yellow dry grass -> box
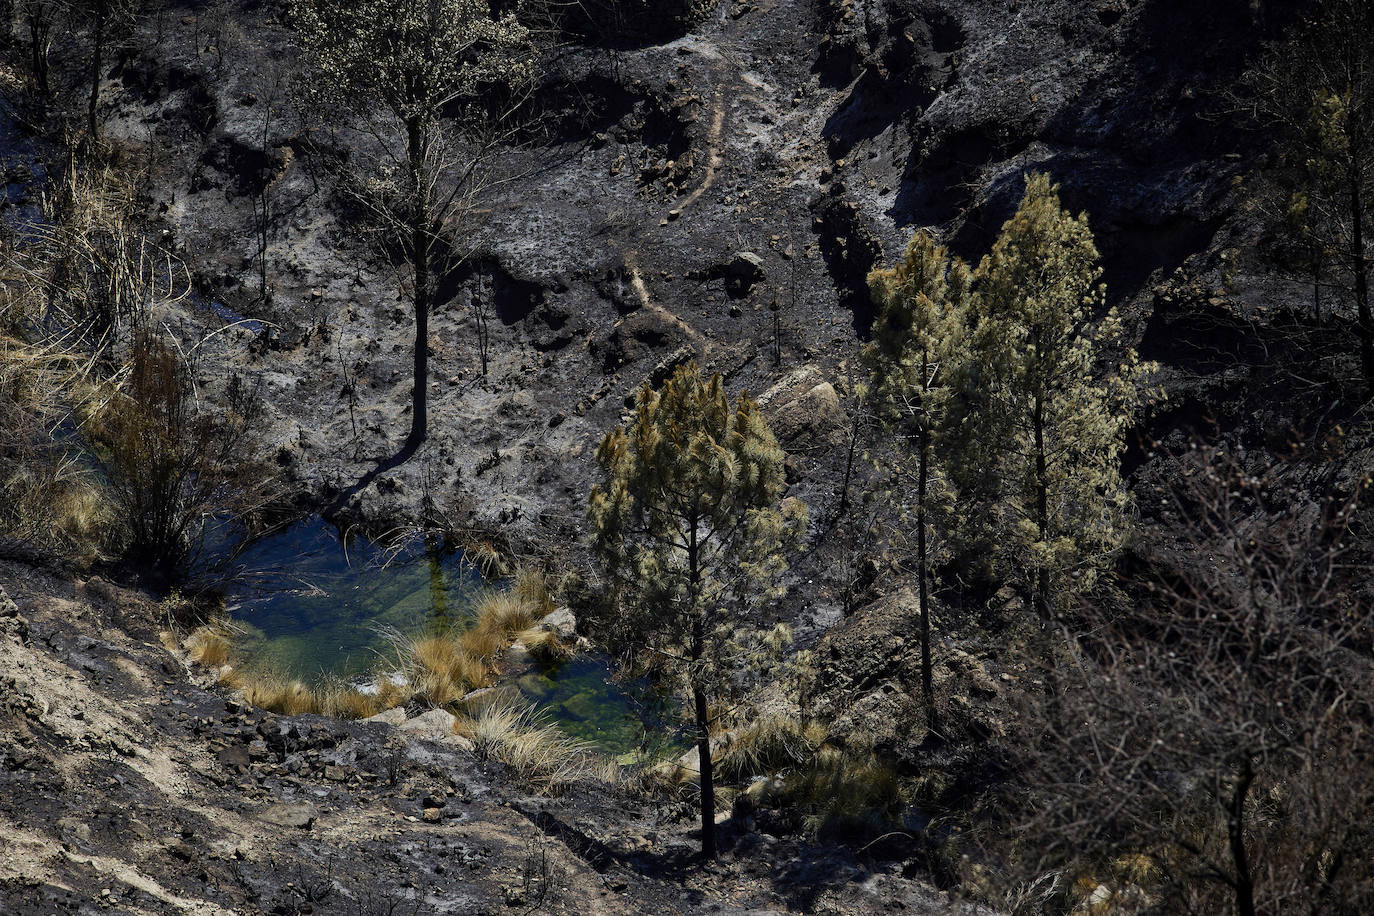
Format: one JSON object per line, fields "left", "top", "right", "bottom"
{"left": 453, "top": 699, "right": 589, "bottom": 793}
{"left": 408, "top": 634, "right": 490, "bottom": 706}
{"left": 226, "top": 675, "right": 381, "bottom": 719}
{"left": 186, "top": 621, "right": 238, "bottom": 669}
{"left": 514, "top": 627, "right": 571, "bottom": 663}
{"left": 182, "top": 569, "right": 560, "bottom": 723}
{"left": 716, "top": 712, "right": 824, "bottom": 781}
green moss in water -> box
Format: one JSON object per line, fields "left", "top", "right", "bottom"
{"left": 515, "top": 656, "right": 685, "bottom": 758}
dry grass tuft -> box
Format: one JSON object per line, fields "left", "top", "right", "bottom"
{"left": 477, "top": 588, "right": 541, "bottom": 635}
{"left": 515, "top": 627, "right": 571, "bottom": 663}
{"left": 373, "top": 675, "right": 411, "bottom": 711}
{"left": 236, "top": 678, "right": 322, "bottom": 716}
{"left": 408, "top": 634, "right": 490, "bottom": 706}
{"left": 185, "top": 619, "right": 242, "bottom": 669}
{"left": 319, "top": 684, "right": 382, "bottom": 720}
{"left": 454, "top": 700, "right": 590, "bottom": 793}
{"left": 460, "top": 586, "right": 541, "bottom": 664}
{"left": 782, "top": 745, "right": 904, "bottom": 838}
{"left": 716, "top": 713, "right": 824, "bottom": 782}
{"left": 461, "top": 536, "right": 510, "bottom": 577}
{"left": 226, "top": 675, "right": 381, "bottom": 719}
{"left": 513, "top": 567, "right": 555, "bottom": 617}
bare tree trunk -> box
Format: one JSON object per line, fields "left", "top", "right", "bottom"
{"left": 87, "top": 0, "right": 105, "bottom": 144}
{"left": 916, "top": 352, "right": 935, "bottom": 728}
{"left": 26, "top": 2, "right": 52, "bottom": 119}
{"left": 406, "top": 114, "right": 430, "bottom": 450}
{"left": 688, "top": 517, "right": 715, "bottom": 860}
{"left": 1228, "top": 757, "right": 1258, "bottom": 916}
{"left": 1032, "top": 385, "right": 1051, "bottom": 624}
{"left": 1351, "top": 172, "right": 1372, "bottom": 398}
{"left": 694, "top": 681, "right": 715, "bottom": 859}
{"left": 838, "top": 412, "right": 861, "bottom": 517}
{"left": 1312, "top": 241, "right": 1322, "bottom": 323}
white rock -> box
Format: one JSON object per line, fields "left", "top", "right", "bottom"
{"left": 364, "top": 706, "right": 408, "bottom": 726}
{"left": 538, "top": 607, "right": 578, "bottom": 640}
{"left": 397, "top": 707, "right": 456, "bottom": 739}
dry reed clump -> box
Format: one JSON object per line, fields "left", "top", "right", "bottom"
{"left": 460, "top": 589, "right": 541, "bottom": 661}
{"left": 0, "top": 334, "right": 110, "bottom": 558}
{"left": 186, "top": 623, "right": 235, "bottom": 669}
{"left": 461, "top": 536, "right": 510, "bottom": 577}
{"left": 223, "top": 673, "right": 382, "bottom": 719}
{"left": 512, "top": 567, "right": 556, "bottom": 616}
{"left": 407, "top": 634, "right": 490, "bottom": 706}
{"left": 772, "top": 745, "right": 905, "bottom": 839}
{"left": 514, "top": 626, "right": 572, "bottom": 663}
{"left": 715, "top": 712, "right": 826, "bottom": 782}
{"left": 453, "top": 699, "right": 590, "bottom": 793}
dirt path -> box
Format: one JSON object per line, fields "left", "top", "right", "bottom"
{"left": 674, "top": 85, "right": 727, "bottom": 215}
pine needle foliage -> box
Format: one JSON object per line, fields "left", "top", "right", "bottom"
{"left": 588, "top": 362, "right": 807, "bottom": 859}
{"left": 956, "top": 173, "right": 1152, "bottom": 621}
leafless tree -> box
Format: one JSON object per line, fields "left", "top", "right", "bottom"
{"left": 1243, "top": 0, "right": 1374, "bottom": 394}
{"left": 987, "top": 446, "right": 1374, "bottom": 915}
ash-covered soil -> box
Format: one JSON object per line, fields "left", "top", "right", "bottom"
{"left": 96, "top": 0, "right": 1311, "bottom": 556}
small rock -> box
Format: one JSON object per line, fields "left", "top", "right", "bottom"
{"left": 397, "top": 708, "right": 457, "bottom": 740}
{"left": 421, "top": 807, "right": 442, "bottom": 823}
{"left": 364, "top": 707, "right": 407, "bottom": 727}
{"left": 259, "top": 803, "right": 318, "bottom": 830}
{"left": 723, "top": 251, "right": 765, "bottom": 298}
{"left": 537, "top": 607, "right": 577, "bottom": 640}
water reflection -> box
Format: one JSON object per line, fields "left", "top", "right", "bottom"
{"left": 222, "top": 517, "right": 482, "bottom": 681}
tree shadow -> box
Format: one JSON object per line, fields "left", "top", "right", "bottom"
{"left": 321, "top": 436, "right": 422, "bottom": 520}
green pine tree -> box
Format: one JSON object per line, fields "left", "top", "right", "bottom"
{"left": 959, "top": 173, "right": 1150, "bottom": 622}
{"left": 863, "top": 229, "right": 971, "bottom": 727}
{"left": 588, "top": 363, "right": 807, "bottom": 859}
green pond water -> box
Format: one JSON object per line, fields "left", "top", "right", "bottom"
{"left": 221, "top": 517, "right": 682, "bottom": 757}
{"left": 223, "top": 517, "right": 483, "bottom": 681}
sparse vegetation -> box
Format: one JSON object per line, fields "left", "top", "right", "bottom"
{"left": 292, "top": 0, "right": 537, "bottom": 449}
{"left": 4, "top": 0, "right": 1374, "bottom": 908}
{"left": 90, "top": 330, "right": 276, "bottom": 579}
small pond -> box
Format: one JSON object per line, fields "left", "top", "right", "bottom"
{"left": 220, "top": 516, "right": 482, "bottom": 681}
{"left": 216, "top": 517, "right": 680, "bottom": 758}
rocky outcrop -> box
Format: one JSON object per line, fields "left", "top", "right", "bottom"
{"left": 759, "top": 366, "right": 848, "bottom": 449}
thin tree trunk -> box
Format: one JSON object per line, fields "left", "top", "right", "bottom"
{"left": 1312, "top": 245, "right": 1322, "bottom": 323}
{"left": 916, "top": 353, "right": 935, "bottom": 728}
{"left": 688, "top": 517, "right": 715, "bottom": 860}
{"left": 1228, "top": 758, "right": 1258, "bottom": 916}
{"left": 87, "top": 3, "right": 105, "bottom": 144}
{"left": 406, "top": 114, "right": 430, "bottom": 450}
{"left": 694, "top": 681, "right": 715, "bottom": 859}
{"left": 1351, "top": 172, "right": 1372, "bottom": 397}
{"left": 838, "top": 413, "right": 861, "bottom": 516}
{"left": 1032, "top": 386, "right": 1051, "bottom": 624}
